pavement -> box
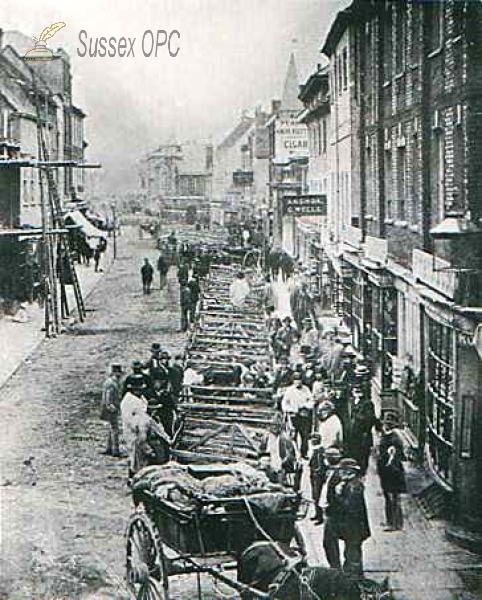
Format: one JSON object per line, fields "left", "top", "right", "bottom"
{"left": 273, "top": 275, "right": 482, "bottom": 600}
{"left": 0, "top": 227, "right": 187, "bottom": 599}
{"left": 0, "top": 243, "right": 113, "bottom": 391}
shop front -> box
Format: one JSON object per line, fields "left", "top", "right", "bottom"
{"left": 319, "top": 243, "right": 350, "bottom": 317}
{"left": 423, "top": 305, "right": 456, "bottom": 487}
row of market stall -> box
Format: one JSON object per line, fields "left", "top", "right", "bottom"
{"left": 126, "top": 243, "right": 303, "bottom": 600}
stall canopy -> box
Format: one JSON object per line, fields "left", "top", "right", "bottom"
{"left": 64, "top": 210, "right": 104, "bottom": 240}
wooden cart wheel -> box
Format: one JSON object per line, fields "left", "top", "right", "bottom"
{"left": 126, "top": 511, "right": 169, "bottom": 599}
{"left": 136, "top": 576, "right": 166, "bottom": 600}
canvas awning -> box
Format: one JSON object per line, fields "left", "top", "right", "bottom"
{"left": 64, "top": 210, "right": 104, "bottom": 239}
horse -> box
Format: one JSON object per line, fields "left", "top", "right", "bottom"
{"left": 237, "top": 541, "right": 393, "bottom": 600}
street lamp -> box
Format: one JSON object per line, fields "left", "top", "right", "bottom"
{"left": 110, "top": 202, "right": 117, "bottom": 260}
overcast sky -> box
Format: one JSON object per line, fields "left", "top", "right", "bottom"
{"left": 1, "top": 0, "right": 346, "bottom": 194}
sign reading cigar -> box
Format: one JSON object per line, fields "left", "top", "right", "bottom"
{"left": 275, "top": 118, "right": 308, "bottom": 158}
{"left": 284, "top": 194, "right": 327, "bottom": 216}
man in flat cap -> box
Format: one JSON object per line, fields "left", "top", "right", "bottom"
{"left": 100, "top": 364, "right": 124, "bottom": 457}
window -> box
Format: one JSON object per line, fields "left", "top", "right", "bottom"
{"left": 411, "top": 5, "right": 420, "bottom": 65}
{"left": 385, "top": 149, "right": 393, "bottom": 220}
{"left": 396, "top": 3, "right": 406, "bottom": 73}
{"left": 433, "top": 130, "right": 445, "bottom": 222}
{"left": 397, "top": 146, "right": 406, "bottom": 220}
{"left": 342, "top": 47, "right": 348, "bottom": 90}
{"left": 453, "top": 2, "right": 464, "bottom": 38}
{"left": 366, "top": 146, "right": 373, "bottom": 216}
{"left": 428, "top": 2, "right": 444, "bottom": 53}
{"left": 383, "top": 3, "right": 393, "bottom": 82}
{"left": 461, "top": 395, "right": 475, "bottom": 458}
{"left": 321, "top": 119, "right": 327, "bottom": 154}
{"left": 426, "top": 315, "right": 455, "bottom": 483}
{"left": 338, "top": 55, "right": 343, "bottom": 96}
{"left": 410, "top": 134, "right": 419, "bottom": 225}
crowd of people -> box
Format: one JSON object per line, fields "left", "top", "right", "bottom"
{"left": 100, "top": 343, "right": 186, "bottom": 483}
{"left": 260, "top": 274, "right": 407, "bottom": 576}
{"left": 103, "top": 228, "right": 407, "bottom": 580}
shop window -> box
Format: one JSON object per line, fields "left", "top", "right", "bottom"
{"left": 460, "top": 394, "right": 475, "bottom": 458}
{"left": 426, "top": 316, "right": 455, "bottom": 483}
{"left": 382, "top": 287, "right": 398, "bottom": 389}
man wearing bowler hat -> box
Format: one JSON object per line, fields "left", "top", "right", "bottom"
{"left": 348, "top": 386, "right": 378, "bottom": 476}
{"left": 323, "top": 458, "right": 371, "bottom": 578}
{"left": 144, "top": 344, "right": 169, "bottom": 390}
{"left": 100, "top": 363, "right": 124, "bottom": 457}
{"left": 123, "top": 360, "right": 150, "bottom": 398}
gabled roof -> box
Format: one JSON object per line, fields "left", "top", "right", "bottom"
{"left": 321, "top": 6, "right": 354, "bottom": 57}
{"left": 0, "top": 43, "right": 52, "bottom": 95}
{"left": 217, "top": 116, "right": 254, "bottom": 151}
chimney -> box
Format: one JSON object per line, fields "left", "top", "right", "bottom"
{"left": 205, "top": 144, "right": 213, "bottom": 172}
{"left": 271, "top": 99, "right": 281, "bottom": 115}
{"left": 0, "top": 29, "right": 4, "bottom": 51}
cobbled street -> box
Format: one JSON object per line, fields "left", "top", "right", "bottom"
{"left": 0, "top": 227, "right": 188, "bottom": 599}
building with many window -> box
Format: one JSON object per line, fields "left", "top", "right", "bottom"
{"left": 141, "top": 140, "right": 213, "bottom": 224}
{"left": 318, "top": 0, "right": 482, "bottom": 550}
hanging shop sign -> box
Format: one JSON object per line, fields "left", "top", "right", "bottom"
{"left": 284, "top": 194, "right": 327, "bottom": 216}
{"left": 232, "top": 170, "right": 254, "bottom": 186}
{"left": 255, "top": 127, "right": 270, "bottom": 159}
{"left": 275, "top": 117, "right": 308, "bottom": 158}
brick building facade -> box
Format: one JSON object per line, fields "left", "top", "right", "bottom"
{"left": 319, "top": 0, "right": 482, "bottom": 549}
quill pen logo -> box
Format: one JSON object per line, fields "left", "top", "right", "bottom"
{"left": 24, "top": 22, "right": 66, "bottom": 61}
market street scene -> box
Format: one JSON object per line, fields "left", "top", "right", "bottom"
{"left": 1, "top": 1, "right": 482, "bottom": 599}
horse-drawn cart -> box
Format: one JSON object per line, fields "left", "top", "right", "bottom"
{"left": 126, "top": 462, "right": 307, "bottom": 600}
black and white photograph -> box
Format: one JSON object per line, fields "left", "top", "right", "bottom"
{"left": 0, "top": 1, "right": 481, "bottom": 598}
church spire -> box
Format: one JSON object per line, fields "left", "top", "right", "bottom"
{"left": 280, "top": 52, "right": 301, "bottom": 112}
